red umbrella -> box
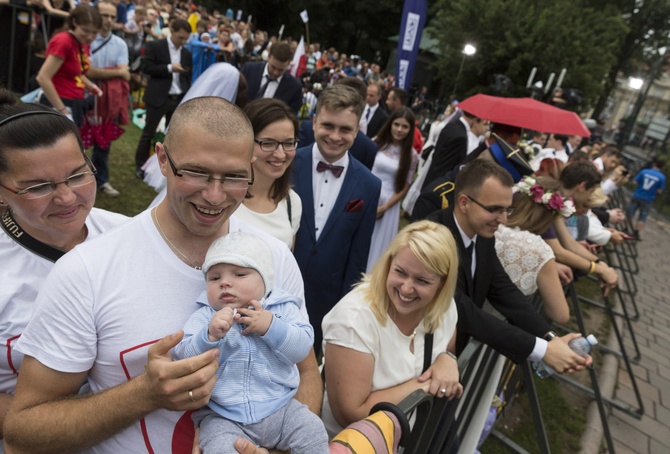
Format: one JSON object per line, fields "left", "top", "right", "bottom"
{"left": 457, "top": 94, "right": 591, "bottom": 137}
{"left": 79, "top": 98, "right": 125, "bottom": 150}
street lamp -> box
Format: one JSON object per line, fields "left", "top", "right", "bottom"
{"left": 452, "top": 43, "right": 477, "bottom": 97}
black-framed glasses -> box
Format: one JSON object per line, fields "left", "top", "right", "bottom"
{"left": 466, "top": 194, "right": 514, "bottom": 216}
{"left": 254, "top": 138, "right": 299, "bottom": 153}
{"left": 163, "top": 144, "right": 254, "bottom": 190}
{"left": 0, "top": 154, "right": 97, "bottom": 200}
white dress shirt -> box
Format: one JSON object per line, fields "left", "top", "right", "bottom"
{"left": 261, "top": 65, "right": 283, "bottom": 99}
{"left": 311, "top": 144, "right": 349, "bottom": 241}
{"left": 359, "top": 103, "right": 379, "bottom": 134}
{"left": 167, "top": 38, "right": 184, "bottom": 95}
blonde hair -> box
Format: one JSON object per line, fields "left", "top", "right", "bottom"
{"left": 586, "top": 186, "right": 608, "bottom": 208}
{"left": 361, "top": 220, "right": 459, "bottom": 333}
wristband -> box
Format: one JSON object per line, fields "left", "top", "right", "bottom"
{"left": 588, "top": 261, "right": 596, "bottom": 275}
{"left": 543, "top": 331, "right": 558, "bottom": 342}
{"left": 441, "top": 351, "right": 458, "bottom": 361}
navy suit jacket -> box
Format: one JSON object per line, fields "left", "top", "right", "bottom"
{"left": 141, "top": 39, "right": 192, "bottom": 108}
{"left": 427, "top": 208, "right": 552, "bottom": 363}
{"left": 422, "top": 120, "right": 468, "bottom": 189}
{"left": 241, "top": 61, "right": 303, "bottom": 112}
{"left": 365, "top": 105, "right": 389, "bottom": 139}
{"left": 291, "top": 146, "right": 381, "bottom": 353}
{"left": 298, "top": 120, "right": 377, "bottom": 171}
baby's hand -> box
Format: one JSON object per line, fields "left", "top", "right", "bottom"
{"left": 236, "top": 300, "right": 272, "bottom": 336}
{"left": 208, "top": 307, "right": 235, "bottom": 342}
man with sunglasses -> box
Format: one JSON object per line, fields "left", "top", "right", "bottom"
{"left": 7, "top": 97, "right": 321, "bottom": 454}
{"left": 427, "top": 159, "right": 592, "bottom": 371}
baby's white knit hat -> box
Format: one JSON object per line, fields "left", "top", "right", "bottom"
{"left": 202, "top": 232, "right": 274, "bottom": 296}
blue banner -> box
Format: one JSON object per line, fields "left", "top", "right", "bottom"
{"left": 395, "top": 0, "right": 427, "bottom": 91}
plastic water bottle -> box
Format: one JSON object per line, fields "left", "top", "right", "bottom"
{"left": 534, "top": 335, "right": 598, "bottom": 378}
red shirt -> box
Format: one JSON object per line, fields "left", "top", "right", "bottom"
{"left": 46, "top": 31, "right": 91, "bottom": 100}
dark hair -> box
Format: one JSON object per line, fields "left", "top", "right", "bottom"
{"left": 0, "top": 89, "right": 83, "bottom": 175}
{"left": 336, "top": 77, "right": 367, "bottom": 102}
{"left": 600, "top": 144, "right": 621, "bottom": 158}
{"left": 374, "top": 107, "right": 415, "bottom": 193}
{"left": 170, "top": 18, "right": 192, "bottom": 33}
{"left": 243, "top": 98, "right": 298, "bottom": 204}
{"left": 269, "top": 42, "right": 293, "bottom": 62}
{"left": 654, "top": 158, "right": 665, "bottom": 168}
{"left": 67, "top": 5, "right": 102, "bottom": 31}
{"left": 559, "top": 160, "right": 601, "bottom": 190}
{"left": 388, "top": 87, "right": 408, "bottom": 106}
{"left": 455, "top": 158, "right": 514, "bottom": 197}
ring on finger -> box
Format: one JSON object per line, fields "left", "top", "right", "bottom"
{"left": 188, "top": 389, "right": 196, "bottom": 402}
{"left": 440, "top": 388, "right": 447, "bottom": 394}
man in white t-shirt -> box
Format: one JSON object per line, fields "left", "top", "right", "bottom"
{"left": 5, "top": 97, "right": 321, "bottom": 454}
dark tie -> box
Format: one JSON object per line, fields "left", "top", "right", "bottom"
{"left": 365, "top": 107, "right": 371, "bottom": 121}
{"left": 463, "top": 242, "right": 475, "bottom": 296}
{"left": 316, "top": 161, "right": 344, "bottom": 178}
{"left": 259, "top": 75, "right": 276, "bottom": 97}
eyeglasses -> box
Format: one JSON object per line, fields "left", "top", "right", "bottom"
{"left": 466, "top": 195, "right": 514, "bottom": 216}
{"left": 163, "top": 144, "right": 254, "bottom": 190}
{"left": 254, "top": 138, "right": 299, "bottom": 153}
{"left": 0, "top": 155, "right": 97, "bottom": 200}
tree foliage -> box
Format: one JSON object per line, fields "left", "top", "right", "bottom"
{"left": 430, "top": 0, "right": 628, "bottom": 112}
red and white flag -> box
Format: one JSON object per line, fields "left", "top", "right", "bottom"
{"left": 291, "top": 36, "right": 306, "bottom": 77}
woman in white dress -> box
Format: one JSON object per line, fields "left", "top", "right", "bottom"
{"left": 366, "top": 108, "right": 418, "bottom": 271}
{"left": 321, "top": 220, "right": 462, "bottom": 437}
{"left": 233, "top": 98, "right": 302, "bottom": 249}
{"left": 496, "top": 175, "right": 574, "bottom": 323}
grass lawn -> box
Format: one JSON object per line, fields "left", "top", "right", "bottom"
{"left": 91, "top": 122, "right": 157, "bottom": 216}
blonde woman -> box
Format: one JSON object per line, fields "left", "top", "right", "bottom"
{"left": 321, "top": 220, "right": 462, "bottom": 437}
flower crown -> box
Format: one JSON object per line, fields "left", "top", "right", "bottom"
{"left": 514, "top": 176, "right": 576, "bottom": 218}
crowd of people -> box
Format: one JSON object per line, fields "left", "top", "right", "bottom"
{"left": 0, "top": 0, "right": 668, "bottom": 453}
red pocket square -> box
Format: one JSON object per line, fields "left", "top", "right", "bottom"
{"left": 345, "top": 199, "right": 364, "bottom": 213}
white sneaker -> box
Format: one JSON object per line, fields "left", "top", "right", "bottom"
{"left": 100, "top": 182, "right": 120, "bottom": 197}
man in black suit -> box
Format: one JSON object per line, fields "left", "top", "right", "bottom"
{"left": 134, "top": 19, "right": 192, "bottom": 176}
{"left": 422, "top": 110, "right": 484, "bottom": 189}
{"left": 360, "top": 82, "right": 388, "bottom": 139}
{"left": 241, "top": 42, "right": 302, "bottom": 113}
{"left": 428, "top": 159, "right": 590, "bottom": 371}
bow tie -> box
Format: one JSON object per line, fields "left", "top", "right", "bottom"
{"left": 316, "top": 161, "right": 344, "bottom": 178}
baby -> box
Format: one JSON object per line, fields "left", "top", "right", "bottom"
{"left": 173, "top": 231, "right": 328, "bottom": 453}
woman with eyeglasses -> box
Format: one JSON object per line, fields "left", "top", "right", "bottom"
{"left": 36, "top": 5, "right": 103, "bottom": 126}
{"left": 233, "top": 98, "right": 302, "bottom": 249}
{"left": 0, "top": 91, "right": 127, "bottom": 440}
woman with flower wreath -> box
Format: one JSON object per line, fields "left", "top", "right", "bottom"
{"left": 494, "top": 175, "right": 574, "bottom": 324}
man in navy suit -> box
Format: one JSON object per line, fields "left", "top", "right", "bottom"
{"left": 298, "top": 77, "right": 377, "bottom": 170}
{"left": 241, "top": 42, "right": 303, "bottom": 113}
{"left": 134, "top": 19, "right": 192, "bottom": 177}
{"left": 292, "top": 84, "right": 381, "bottom": 354}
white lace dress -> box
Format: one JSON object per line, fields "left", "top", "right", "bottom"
{"left": 494, "top": 225, "right": 555, "bottom": 296}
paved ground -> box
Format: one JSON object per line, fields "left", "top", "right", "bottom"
{"left": 593, "top": 213, "right": 670, "bottom": 453}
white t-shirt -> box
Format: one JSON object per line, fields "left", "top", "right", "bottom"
{"left": 0, "top": 208, "right": 128, "bottom": 396}
{"left": 320, "top": 285, "right": 458, "bottom": 437}
{"left": 15, "top": 209, "right": 306, "bottom": 454}
{"left": 232, "top": 189, "right": 302, "bottom": 248}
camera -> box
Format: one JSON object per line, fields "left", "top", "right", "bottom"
{"left": 622, "top": 169, "right": 630, "bottom": 177}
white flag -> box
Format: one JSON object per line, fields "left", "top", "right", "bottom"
{"left": 278, "top": 24, "right": 285, "bottom": 40}
{"left": 236, "top": 9, "right": 242, "bottom": 21}
{"left": 300, "top": 10, "right": 309, "bottom": 23}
